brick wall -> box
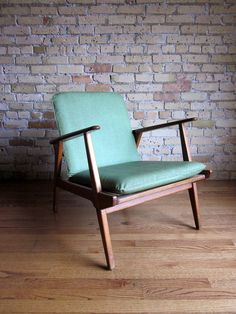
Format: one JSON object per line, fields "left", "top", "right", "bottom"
{"left": 0, "top": 0, "right": 235, "bottom": 180}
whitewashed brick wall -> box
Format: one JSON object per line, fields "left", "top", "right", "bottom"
{"left": 0, "top": 0, "right": 235, "bottom": 180}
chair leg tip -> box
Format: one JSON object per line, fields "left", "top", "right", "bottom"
{"left": 107, "top": 260, "right": 115, "bottom": 271}
{"left": 108, "top": 265, "right": 115, "bottom": 271}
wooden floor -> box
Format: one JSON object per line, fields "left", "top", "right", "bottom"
{"left": 0, "top": 180, "right": 236, "bottom": 313}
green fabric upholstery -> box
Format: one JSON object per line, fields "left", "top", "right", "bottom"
{"left": 53, "top": 92, "right": 140, "bottom": 176}
{"left": 53, "top": 92, "right": 206, "bottom": 195}
{"left": 69, "top": 161, "right": 206, "bottom": 194}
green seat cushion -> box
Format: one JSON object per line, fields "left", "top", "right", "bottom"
{"left": 69, "top": 161, "right": 206, "bottom": 194}
{"left": 53, "top": 92, "right": 140, "bottom": 176}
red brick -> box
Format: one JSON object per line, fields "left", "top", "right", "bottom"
{"left": 43, "top": 112, "right": 55, "bottom": 119}
{"left": 43, "top": 16, "right": 53, "bottom": 26}
{"left": 9, "top": 138, "right": 34, "bottom": 146}
{"left": 164, "top": 80, "right": 191, "bottom": 92}
{"left": 72, "top": 75, "right": 92, "bottom": 84}
{"left": 29, "top": 120, "right": 56, "bottom": 129}
{"left": 85, "top": 84, "right": 112, "bottom": 92}
{"left": 88, "top": 64, "right": 112, "bottom": 73}
{"left": 134, "top": 112, "right": 145, "bottom": 120}
{"left": 154, "top": 92, "right": 180, "bottom": 102}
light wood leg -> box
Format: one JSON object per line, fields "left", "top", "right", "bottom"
{"left": 188, "top": 182, "right": 201, "bottom": 230}
{"left": 96, "top": 209, "right": 115, "bottom": 270}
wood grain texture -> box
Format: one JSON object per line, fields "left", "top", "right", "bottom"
{"left": 0, "top": 180, "right": 236, "bottom": 313}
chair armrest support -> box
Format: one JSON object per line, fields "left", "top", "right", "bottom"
{"left": 133, "top": 118, "right": 197, "bottom": 136}
{"left": 132, "top": 118, "right": 197, "bottom": 147}
{"left": 133, "top": 117, "right": 197, "bottom": 161}
{"left": 50, "top": 125, "right": 100, "bottom": 145}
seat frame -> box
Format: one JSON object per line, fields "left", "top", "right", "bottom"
{"left": 50, "top": 117, "right": 211, "bottom": 270}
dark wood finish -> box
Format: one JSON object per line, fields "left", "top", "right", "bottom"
{"left": 201, "top": 169, "right": 212, "bottom": 179}
{"left": 57, "top": 179, "right": 94, "bottom": 201}
{"left": 179, "top": 123, "right": 192, "bottom": 162}
{"left": 105, "top": 175, "right": 205, "bottom": 214}
{"left": 178, "top": 123, "right": 203, "bottom": 229}
{"left": 178, "top": 123, "right": 201, "bottom": 229}
{"left": 133, "top": 118, "right": 202, "bottom": 237}
{"left": 50, "top": 119, "right": 211, "bottom": 270}
{"left": 133, "top": 131, "right": 142, "bottom": 147}
{"left": 96, "top": 209, "right": 115, "bottom": 270}
{"left": 188, "top": 182, "right": 201, "bottom": 230}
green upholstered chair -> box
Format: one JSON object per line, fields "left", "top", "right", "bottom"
{"left": 50, "top": 92, "right": 211, "bottom": 270}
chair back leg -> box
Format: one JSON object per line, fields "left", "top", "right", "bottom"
{"left": 96, "top": 209, "right": 115, "bottom": 270}
{"left": 188, "top": 182, "right": 201, "bottom": 230}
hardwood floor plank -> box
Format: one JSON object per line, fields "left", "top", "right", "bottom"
{"left": 0, "top": 277, "right": 210, "bottom": 290}
{"left": 1, "top": 299, "right": 236, "bottom": 313}
{"left": 1, "top": 287, "right": 236, "bottom": 301}
{"left": 0, "top": 181, "right": 236, "bottom": 313}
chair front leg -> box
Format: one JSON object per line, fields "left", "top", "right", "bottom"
{"left": 96, "top": 209, "right": 115, "bottom": 270}
{"left": 188, "top": 182, "right": 201, "bottom": 230}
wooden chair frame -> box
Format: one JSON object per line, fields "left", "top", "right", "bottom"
{"left": 50, "top": 118, "right": 211, "bottom": 270}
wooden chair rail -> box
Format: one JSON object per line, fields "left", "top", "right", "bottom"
{"left": 56, "top": 171, "right": 209, "bottom": 213}
{"left": 105, "top": 174, "right": 206, "bottom": 214}
{"left": 115, "top": 174, "right": 205, "bottom": 205}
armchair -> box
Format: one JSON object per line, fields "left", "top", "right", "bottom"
{"left": 50, "top": 92, "right": 211, "bottom": 270}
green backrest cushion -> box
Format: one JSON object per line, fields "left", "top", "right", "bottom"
{"left": 53, "top": 92, "right": 140, "bottom": 176}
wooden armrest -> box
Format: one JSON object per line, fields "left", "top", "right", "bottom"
{"left": 132, "top": 118, "right": 197, "bottom": 136}
{"left": 50, "top": 125, "right": 100, "bottom": 145}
